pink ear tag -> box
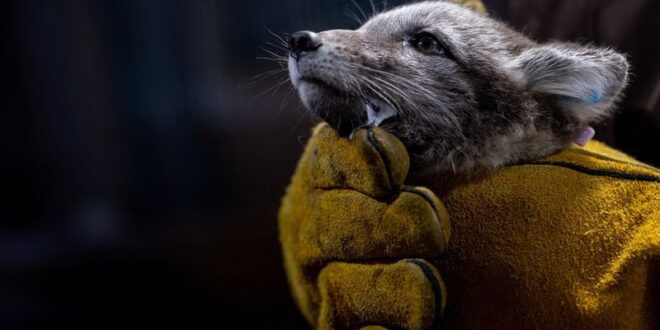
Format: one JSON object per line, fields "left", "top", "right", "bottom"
{"left": 573, "top": 126, "right": 595, "bottom": 147}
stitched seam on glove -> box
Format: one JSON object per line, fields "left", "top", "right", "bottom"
{"left": 407, "top": 259, "right": 445, "bottom": 328}
{"left": 367, "top": 127, "right": 397, "bottom": 191}
{"left": 570, "top": 148, "right": 660, "bottom": 171}
{"left": 401, "top": 186, "right": 449, "bottom": 253}
{"left": 518, "top": 162, "right": 660, "bottom": 183}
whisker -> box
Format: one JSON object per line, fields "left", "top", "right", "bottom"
{"left": 368, "top": 0, "right": 377, "bottom": 18}
{"left": 360, "top": 78, "right": 402, "bottom": 113}
{"left": 265, "top": 41, "right": 289, "bottom": 52}
{"left": 291, "top": 109, "right": 311, "bottom": 134}
{"left": 344, "top": 62, "right": 464, "bottom": 130}
{"left": 345, "top": 63, "right": 415, "bottom": 109}
{"left": 353, "top": 64, "right": 441, "bottom": 108}
{"left": 366, "top": 75, "right": 418, "bottom": 108}
{"left": 254, "top": 76, "right": 291, "bottom": 99}
{"left": 271, "top": 86, "right": 297, "bottom": 124}
{"left": 260, "top": 47, "right": 287, "bottom": 60}
{"left": 349, "top": 0, "right": 369, "bottom": 22}
{"left": 256, "top": 56, "right": 287, "bottom": 62}
{"left": 249, "top": 68, "right": 284, "bottom": 80}
{"left": 344, "top": 10, "right": 364, "bottom": 25}
{"left": 242, "top": 68, "right": 286, "bottom": 87}
{"left": 265, "top": 26, "right": 289, "bottom": 47}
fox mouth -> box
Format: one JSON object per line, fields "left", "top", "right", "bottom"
{"left": 298, "top": 77, "right": 398, "bottom": 133}
{"left": 290, "top": 60, "right": 398, "bottom": 133}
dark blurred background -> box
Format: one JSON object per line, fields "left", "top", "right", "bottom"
{"left": 1, "top": 0, "right": 658, "bottom": 328}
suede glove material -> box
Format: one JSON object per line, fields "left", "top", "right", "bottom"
{"left": 279, "top": 123, "right": 659, "bottom": 329}
{"left": 279, "top": 124, "right": 451, "bottom": 329}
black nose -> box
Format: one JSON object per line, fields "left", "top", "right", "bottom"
{"left": 288, "top": 31, "right": 322, "bottom": 57}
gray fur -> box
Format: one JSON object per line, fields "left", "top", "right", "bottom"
{"left": 288, "top": 0, "right": 629, "bottom": 175}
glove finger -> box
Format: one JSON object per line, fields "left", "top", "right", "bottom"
{"left": 298, "top": 187, "right": 450, "bottom": 267}
{"left": 300, "top": 123, "right": 410, "bottom": 199}
{"left": 316, "top": 259, "right": 446, "bottom": 330}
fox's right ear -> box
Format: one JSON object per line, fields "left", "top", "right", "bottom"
{"left": 508, "top": 43, "right": 629, "bottom": 124}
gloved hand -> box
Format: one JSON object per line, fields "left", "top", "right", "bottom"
{"left": 279, "top": 124, "right": 451, "bottom": 330}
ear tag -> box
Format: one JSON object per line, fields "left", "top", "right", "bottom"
{"left": 588, "top": 91, "right": 603, "bottom": 103}
{"left": 554, "top": 90, "right": 603, "bottom": 104}
{"left": 573, "top": 126, "right": 595, "bottom": 146}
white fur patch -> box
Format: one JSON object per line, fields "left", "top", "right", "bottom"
{"left": 288, "top": 56, "right": 301, "bottom": 88}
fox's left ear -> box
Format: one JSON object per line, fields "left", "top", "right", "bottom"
{"left": 509, "top": 43, "right": 629, "bottom": 124}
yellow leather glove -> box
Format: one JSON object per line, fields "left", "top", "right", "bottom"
{"left": 279, "top": 124, "right": 451, "bottom": 329}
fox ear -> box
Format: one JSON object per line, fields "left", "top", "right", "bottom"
{"left": 510, "top": 43, "right": 629, "bottom": 124}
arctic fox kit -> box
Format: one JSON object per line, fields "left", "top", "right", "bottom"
{"left": 286, "top": 1, "right": 629, "bottom": 175}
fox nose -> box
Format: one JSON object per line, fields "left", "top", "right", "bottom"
{"left": 288, "top": 31, "right": 322, "bottom": 58}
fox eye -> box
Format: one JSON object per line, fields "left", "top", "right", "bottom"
{"left": 410, "top": 32, "right": 444, "bottom": 55}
